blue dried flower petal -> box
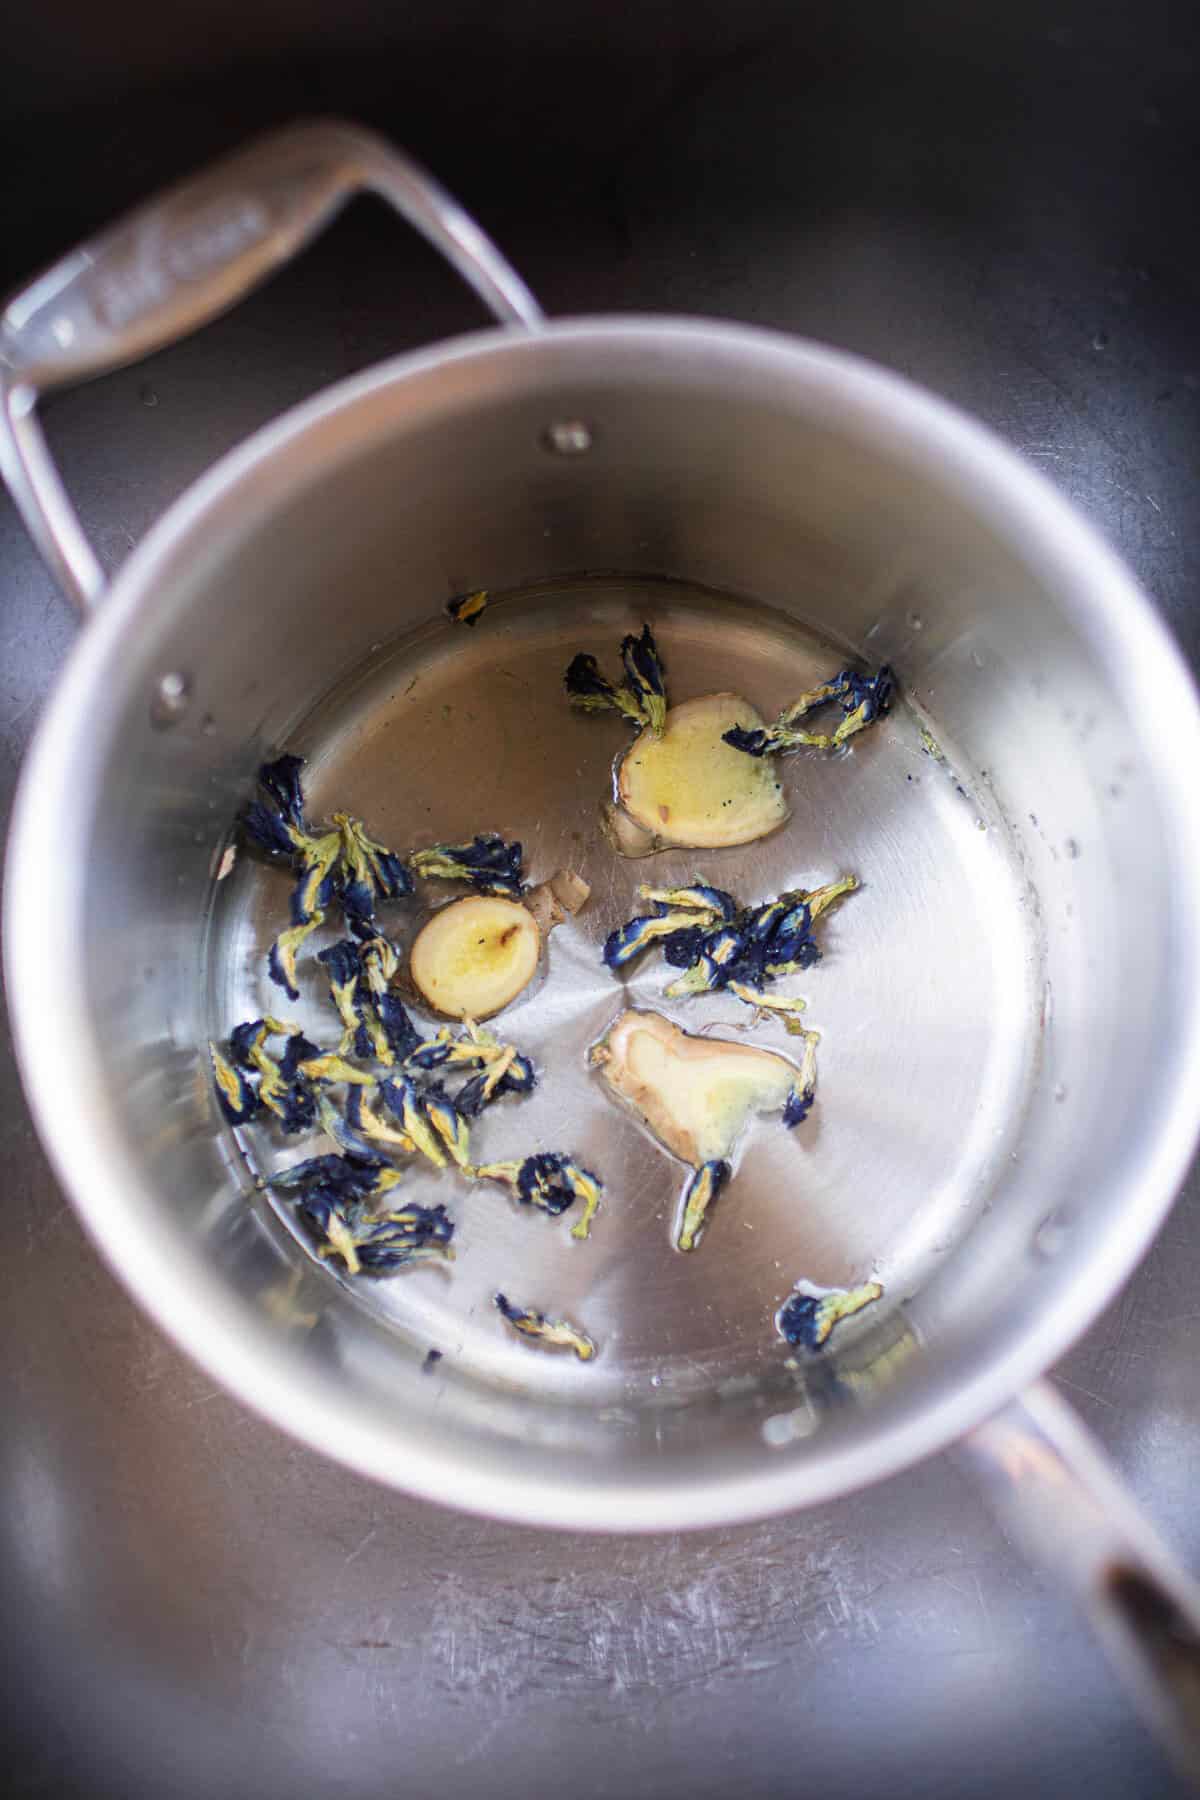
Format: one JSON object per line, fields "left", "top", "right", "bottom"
{"left": 277, "top": 1032, "right": 322, "bottom": 1078}
{"left": 603, "top": 909, "right": 710, "bottom": 971}
{"left": 725, "top": 664, "right": 895, "bottom": 758}
{"left": 475, "top": 1151, "right": 602, "bottom": 1228}
{"left": 267, "top": 1153, "right": 381, "bottom": 1198}
{"left": 659, "top": 924, "right": 710, "bottom": 968}
{"left": 677, "top": 1160, "right": 730, "bottom": 1252}
{"left": 566, "top": 624, "right": 669, "bottom": 733}
{"left": 516, "top": 1152, "right": 579, "bottom": 1215}
{"left": 409, "top": 833, "right": 526, "bottom": 898}
{"left": 268, "top": 912, "right": 325, "bottom": 1000}
{"left": 776, "top": 1279, "right": 883, "bottom": 1349}
{"left": 318, "top": 939, "right": 362, "bottom": 988}
{"left": 494, "top": 1293, "right": 596, "bottom": 1360}
{"left": 296, "top": 1052, "right": 376, "bottom": 1087}
{"left": 242, "top": 800, "right": 299, "bottom": 858}
{"left": 421, "top": 1084, "right": 472, "bottom": 1169}
{"left": 335, "top": 815, "right": 414, "bottom": 936}
{"left": 353, "top": 1203, "right": 455, "bottom": 1273}
{"left": 783, "top": 1087, "right": 813, "bottom": 1128}
{"left": 455, "top": 1051, "right": 538, "bottom": 1117}
{"left": 565, "top": 654, "right": 626, "bottom": 710}
{"left": 377, "top": 994, "right": 421, "bottom": 1063}
{"left": 210, "top": 1042, "right": 259, "bottom": 1124}
{"left": 228, "top": 1018, "right": 269, "bottom": 1068}
{"left": 637, "top": 883, "right": 737, "bottom": 920}
{"left": 447, "top": 590, "right": 488, "bottom": 627}
{"left": 317, "top": 1091, "right": 387, "bottom": 1164}
{"left": 620, "top": 624, "right": 667, "bottom": 735}
{"left": 830, "top": 664, "right": 895, "bottom": 743}
{"left": 257, "top": 755, "right": 308, "bottom": 829}
{"left": 376, "top": 1074, "right": 447, "bottom": 1169}
{"left": 288, "top": 831, "right": 342, "bottom": 923}
{"left": 359, "top": 936, "right": 399, "bottom": 996}
{"left": 721, "top": 724, "right": 771, "bottom": 757}
{"left": 564, "top": 651, "right": 648, "bottom": 727}
{"left": 407, "top": 1036, "right": 456, "bottom": 1071}
{"left": 344, "top": 1085, "right": 416, "bottom": 1152}
{"left": 273, "top": 1079, "right": 318, "bottom": 1136}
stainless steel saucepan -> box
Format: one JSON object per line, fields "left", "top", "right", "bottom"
{"left": 5, "top": 122, "right": 1200, "bottom": 1770}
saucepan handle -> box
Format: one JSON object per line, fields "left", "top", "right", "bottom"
{"left": 964, "top": 1379, "right": 1200, "bottom": 1784}
{"left": 0, "top": 118, "right": 543, "bottom": 614}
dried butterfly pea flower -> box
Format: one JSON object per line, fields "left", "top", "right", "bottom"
{"left": 241, "top": 800, "right": 301, "bottom": 859}
{"left": 724, "top": 664, "right": 895, "bottom": 756}
{"left": 781, "top": 1029, "right": 820, "bottom": 1125}
{"left": 636, "top": 882, "right": 737, "bottom": 920}
{"left": 454, "top": 1048, "right": 537, "bottom": 1118}
{"left": 446, "top": 589, "right": 489, "bottom": 627}
{"left": 776, "top": 1278, "right": 883, "bottom": 1349}
{"left": 409, "top": 833, "right": 526, "bottom": 899}
{"left": 335, "top": 812, "right": 413, "bottom": 939}
{"left": 494, "top": 1293, "right": 596, "bottom": 1360}
{"left": 564, "top": 652, "right": 646, "bottom": 727}
{"left": 209, "top": 1041, "right": 260, "bottom": 1125}
{"left": 359, "top": 934, "right": 399, "bottom": 997}
{"left": 317, "top": 1090, "right": 390, "bottom": 1164}
{"left": 343, "top": 1085, "right": 417, "bottom": 1154}
{"left": 349, "top": 1203, "right": 455, "bottom": 1274}
{"left": 603, "top": 907, "right": 720, "bottom": 971}
{"left": 564, "top": 622, "right": 667, "bottom": 736}
{"left": 318, "top": 939, "right": 366, "bottom": 1053}
{"left": 375, "top": 1074, "right": 451, "bottom": 1170}
{"left": 226, "top": 1017, "right": 319, "bottom": 1134}
{"left": 296, "top": 1051, "right": 376, "bottom": 1088}
{"left": 421, "top": 1084, "right": 473, "bottom": 1170}
{"left": 474, "top": 1152, "right": 603, "bottom": 1239}
{"left": 376, "top": 994, "right": 423, "bottom": 1063}
{"left": 267, "top": 1152, "right": 452, "bottom": 1276}
{"left": 257, "top": 754, "right": 308, "bottom": 829}
{"left": 677, "top": 1159, "right": 731, "bottom": 1253}
{"left": 619, "top": 624, "right": 667, "bottom": 736}
{"left": 318, "top": 939, "right": 417, "bottom": 1064}
{"left": 612, "top": 876, "right": 858, "bottom": 1005}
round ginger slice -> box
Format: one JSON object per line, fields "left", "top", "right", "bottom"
{"left": 409, "top": 895, "right": 540, "bottom": 1020}
{"left": 616, "top": 692, "right": 788, "bottom": 851}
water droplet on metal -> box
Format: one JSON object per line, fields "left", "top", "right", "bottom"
{"left": 151, "top": 670, "right": 190, "bottom": 725}
{"left": 201, "top": 713, "right": 217, "bottom": 736}
{"left": 542, "top": 420, "right": 593, "bottom": 455}
{"left": 1065, "top": 837, "right": 1081, "bottom": 859}
{"left": 1053, "top": 1082, "right": 1067, "bottom": 1103}
{"left": 906, "top": 610, "right": 924, "bottom": 631}
{"left": 971, "top": 649, "right": 985, "bottom": 669}
{"left": 1034, "top": 1214, "right": 1068, "bottom": 1259}
{"left": 762, "top": 1404, "right": 817, "bottom": 1447}
{"left": 139, "top": 384, "right": 158, "bottom": 407}
{"left": 1092, "top": 330, "right": 1110, "bottom": 351}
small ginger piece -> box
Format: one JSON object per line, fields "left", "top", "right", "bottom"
{"left": 592, "top": 1009, "right": 804, "bottom": 1165}
{"left": 409, "top": 895, "right": 540, "bottom": 1020}
{"left": 524, "top": 867, "right": 591, "bottom": 937}
{"left": 615, "top": 693, "right": 789, "bottom": 853}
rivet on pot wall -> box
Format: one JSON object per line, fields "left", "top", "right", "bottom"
{"left": 541, "top": 420, "right": 593, "bottom": 455}
{"left": 152, "top": 670, "right": 191, "bottom": 726}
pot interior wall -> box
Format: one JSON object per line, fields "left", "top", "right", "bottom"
{"left": 36, "top": 325, "right": 1196, "bottom": 1518}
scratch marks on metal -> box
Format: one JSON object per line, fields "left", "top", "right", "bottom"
{"left": 425, "top": 1529, "right": 881, "bottom": 1707}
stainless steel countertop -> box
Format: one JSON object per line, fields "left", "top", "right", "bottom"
{"left": 2, "top": 6, "right": 1198, "bottom": 1793}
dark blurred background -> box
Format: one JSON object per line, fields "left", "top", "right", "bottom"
{"left": 1, "top": 3, "right": 1198, "bottom": 1796}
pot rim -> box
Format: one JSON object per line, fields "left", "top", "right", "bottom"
{"left": 9, "top": 314, "right": 1200, "bottom": 1530}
